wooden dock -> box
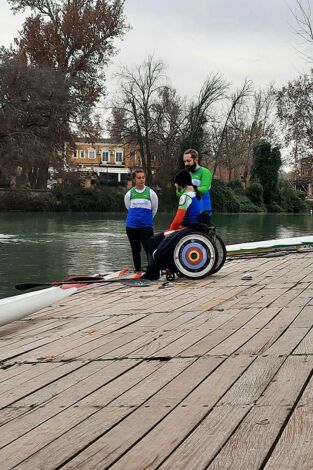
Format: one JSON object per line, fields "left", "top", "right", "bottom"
{"left": 0, "top": 251, "right": 313, "bottom": 469}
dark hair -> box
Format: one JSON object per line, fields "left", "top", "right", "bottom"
{"left": 183, "top": 148, "right": 198, "bottom": 160}
{"left": 174, "top": 169, "right": 192, "bottom": 187}
{"left": 132, "top": 169, "right": 145, "bottom": 180}
{"left": 174, "top": 169, "right": 202, "bottom": 199}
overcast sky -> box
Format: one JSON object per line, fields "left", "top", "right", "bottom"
{"left": 0, "top": 0, "right": 310, "bottom": 99}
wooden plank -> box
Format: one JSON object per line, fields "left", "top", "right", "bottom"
{"left": 265, "top": 327, "right": 311, "bottom": 356}
{"left": 204, "top": 356, "right": 313, "bottom": 469}
{"left": 62, "top": 357, "right": 223, "bottom": 469}
{"left": 0, "top": 252, "right": 311, "bottom": 470}
{"left": 180, "top": 307, "right": 263, "bottom": 357}
{"left": 0, "top": 360, "right": 112, "bottom": 427}
{"left": 208, "top": 306, "right": 281, "bottom": 356}
{"left": 104, "top": 328, "right": 189, "bottom": 359}
{"left": 0, "top": 362, "right": 43, "bottom": 384}
{"left": 206, "top": 406, "right": 289, "bottom": 470}
{"left": 159, "top": 405, "right": 251, "bottom": 470}
{"left": 0, "top": 362, "right": 54, "bottom": 395}
{"left": 0, "top": 359, "right": 140, "bottom": 450}
{"left": 4, "top": 313, "right": 146, "bottom": 363}
{"left": 3, "top": 359, "right": 191, "bottom": 468}
{"left": 236, "top": 305, "right": 307, "bottom": 355}
{"left": 218, "top": 356, "right": 284, "bottom": 406}
{"left": 83, "top": 355, "right": 254, "bottom": 470}
{"left": 292, "top": 305, "right": 313, "bottom": 328}
{"left": 0, "top": 318, "right": 71, "bottom": 349}
{"left": 0, "top": 361, "right": 85, "bottom": 409}
{"left": 257, "top": 355, "right": 313, "bottom": 407}
{"left": 157, "top": 311, "right": 243, "bottom": 358}
{"left": 264, "top": 407, "right": 313, "bottom": 469}
{"left": 0, "top": 315, "right": 115, "bottom": 363}
{"left": 61, "top": 358, "right": 227, "bottom": 469}
{"left": 292, "top": 328, "right": 313, "bottom": 355}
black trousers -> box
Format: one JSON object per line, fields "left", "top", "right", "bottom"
{"left": 142, "top": 232, "right": 165, "bottom": 280}
{"left": 126, "top": 226, "right": 154, "bottom": 272}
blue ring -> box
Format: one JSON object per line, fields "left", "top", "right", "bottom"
{"left": 180, "top": 242, "right": 208, "bottom": 270}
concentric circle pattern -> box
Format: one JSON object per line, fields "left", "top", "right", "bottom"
{"left": 173, "top": 233, "right": 217, "bottom": 278}
{"left": 181, "top": 242, "right": 206, "bottom": 269}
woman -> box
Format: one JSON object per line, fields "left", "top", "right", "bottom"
{"left": 142, "top": 169, "right": 203, "bottom": 280}
{"left": 124, "top": 169, "right": 158, "bottom": 273}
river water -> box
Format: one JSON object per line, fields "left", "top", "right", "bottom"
{"left": 1, "top": 212, "right": 313, "bottom": 299}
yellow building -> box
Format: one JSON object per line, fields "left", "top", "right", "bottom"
{"left": 66, "top": 138, "right": 141, "bottom": 184}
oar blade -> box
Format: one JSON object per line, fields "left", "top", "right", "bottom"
{"left": 15, "top": 283, "right": 49, "bottom": 291}
{"left": 119, "top": 278, "right": 152, "bottom": 287}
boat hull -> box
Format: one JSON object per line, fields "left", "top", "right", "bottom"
{"left": 0, "top": 286, "right": 77, "bottom": 327}
{"left": 0, "top": 268, "right": 129, "bottom": 328}
{"left": 226, "top": 236, "right": 313, "bottom": 255}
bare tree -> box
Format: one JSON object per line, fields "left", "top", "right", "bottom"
{"left": 181, "top": 74, "right": 229, "bottom": 155}
{"left": 112, "top": 56, "right": 167, "bottom": 184}
{"left": 291, "top": 0, "right": 313, "bottom": 42}
{"left": 209, "top": 84, "right": 278, "bottom": 185}
{"left": 211, "top": 79, "right": 252, "bottom": 177}
{"left": 290, "top": 0, "right": 313, "bottom": 61}
{"left": 151, "top": 86, "right": 186, "bottom": 186}
{"left": 276, "top": 72, "right": 313, "bottom": 162}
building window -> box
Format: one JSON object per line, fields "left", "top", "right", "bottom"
{"left": 101, "top": 150, "right": 109, "bottom": 163}
{"left": 88, "top": 149, "right": 96, "bottom": 159}
{"left": 115, "top": 151, "right": 123, "bottom": 164}
{"left": 79, "top": 150, "right": 85, "bottom": 159}
{"left": 72, "top": 150, "right": 78, "bottom": 158}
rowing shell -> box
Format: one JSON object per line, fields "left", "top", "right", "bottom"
{"left": 0, "top": 268, "right": 129, "bottom": 328}
{"left": 0, "top": 285, "right": 79, "bottom": 327}
{"left": 226, "top": 236, "right": 313, "bottom": 255}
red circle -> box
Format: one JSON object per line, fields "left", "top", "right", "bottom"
{"left": 185, "top": 246, "right": 204, "bottom": 265}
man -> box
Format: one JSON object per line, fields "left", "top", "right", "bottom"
{"left": 182, "top": 148, "right": 212, "bottom": 225}
{"left": 124, "top": 169, "right": 158, "bottom": 273}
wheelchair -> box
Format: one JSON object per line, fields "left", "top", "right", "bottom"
{"left": 155, "top": 224, "right": 226, "bottom": 282}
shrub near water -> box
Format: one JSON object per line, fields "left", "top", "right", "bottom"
{"left": 227, "top": 180, "right": 264, "bottom": 212}
{"left": 211, "top": 179, "right": 240, "bottom": 212}
{"left": 52, "top": 185, "right": 126, "bottom": 212}
{"left": 0, "top": 190, "right": 56, "bottom": 211}
{"left": 280, "top": 187, "right": 307, "bottom": 213}
{"left": 246, "top": 182, "right": 264, "bottom": 206}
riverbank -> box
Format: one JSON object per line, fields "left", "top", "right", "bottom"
{"left": 0, "top": 178, "right": 310, "bottom": 213}
{"left": 0, "top": 251, "right": 313, "bottom": 468}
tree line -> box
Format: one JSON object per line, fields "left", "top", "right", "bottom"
{"left": 0, "top": 0, "right": 312, "bottom": 205}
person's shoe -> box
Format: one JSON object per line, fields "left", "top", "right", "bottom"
{"left": 133, "top": 272, "right": 143, "bottom": 279}
{"left": 141, "top": 271, "right": 160, "bottom": 281}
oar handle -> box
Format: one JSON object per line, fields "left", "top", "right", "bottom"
{"left": 15, "top": 278, "right": 152, "bottom": 291}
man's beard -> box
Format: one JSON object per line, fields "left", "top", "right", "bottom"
{"left": 185, "top": 163, "right": 197, "bottom": 172}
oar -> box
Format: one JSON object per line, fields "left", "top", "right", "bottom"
{"left": 15, "top": 278, "right": 152, "bottom": 291}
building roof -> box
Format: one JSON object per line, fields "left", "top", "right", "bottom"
{"left": 74, "top": 137, "right": 120, "bottom": 145}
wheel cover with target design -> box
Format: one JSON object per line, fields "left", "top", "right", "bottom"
{"left": 173, "top": 233, "right": 217, "bottom": 278}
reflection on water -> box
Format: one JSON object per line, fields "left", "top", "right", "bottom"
{"left": 1, "top": 211, "right": 313, "bottom": 299}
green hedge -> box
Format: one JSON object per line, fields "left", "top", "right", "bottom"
{"left": 0, "top": 190, "right": 56, "bottom": 211}
{"left": 51, "top": 185, "right": 126, "bottom": 212}
{"left": 280, "top": 187, "right": 308, "bottom": 213}
{"left": 211, "top": 179, "right": 240, "bottom": 213}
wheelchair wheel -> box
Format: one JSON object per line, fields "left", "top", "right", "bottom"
{"left": 211, "top": 235, "right": 227, "bottom": 274}
{"left": 173, "top": 232, "right": 218, "bottom": 279}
